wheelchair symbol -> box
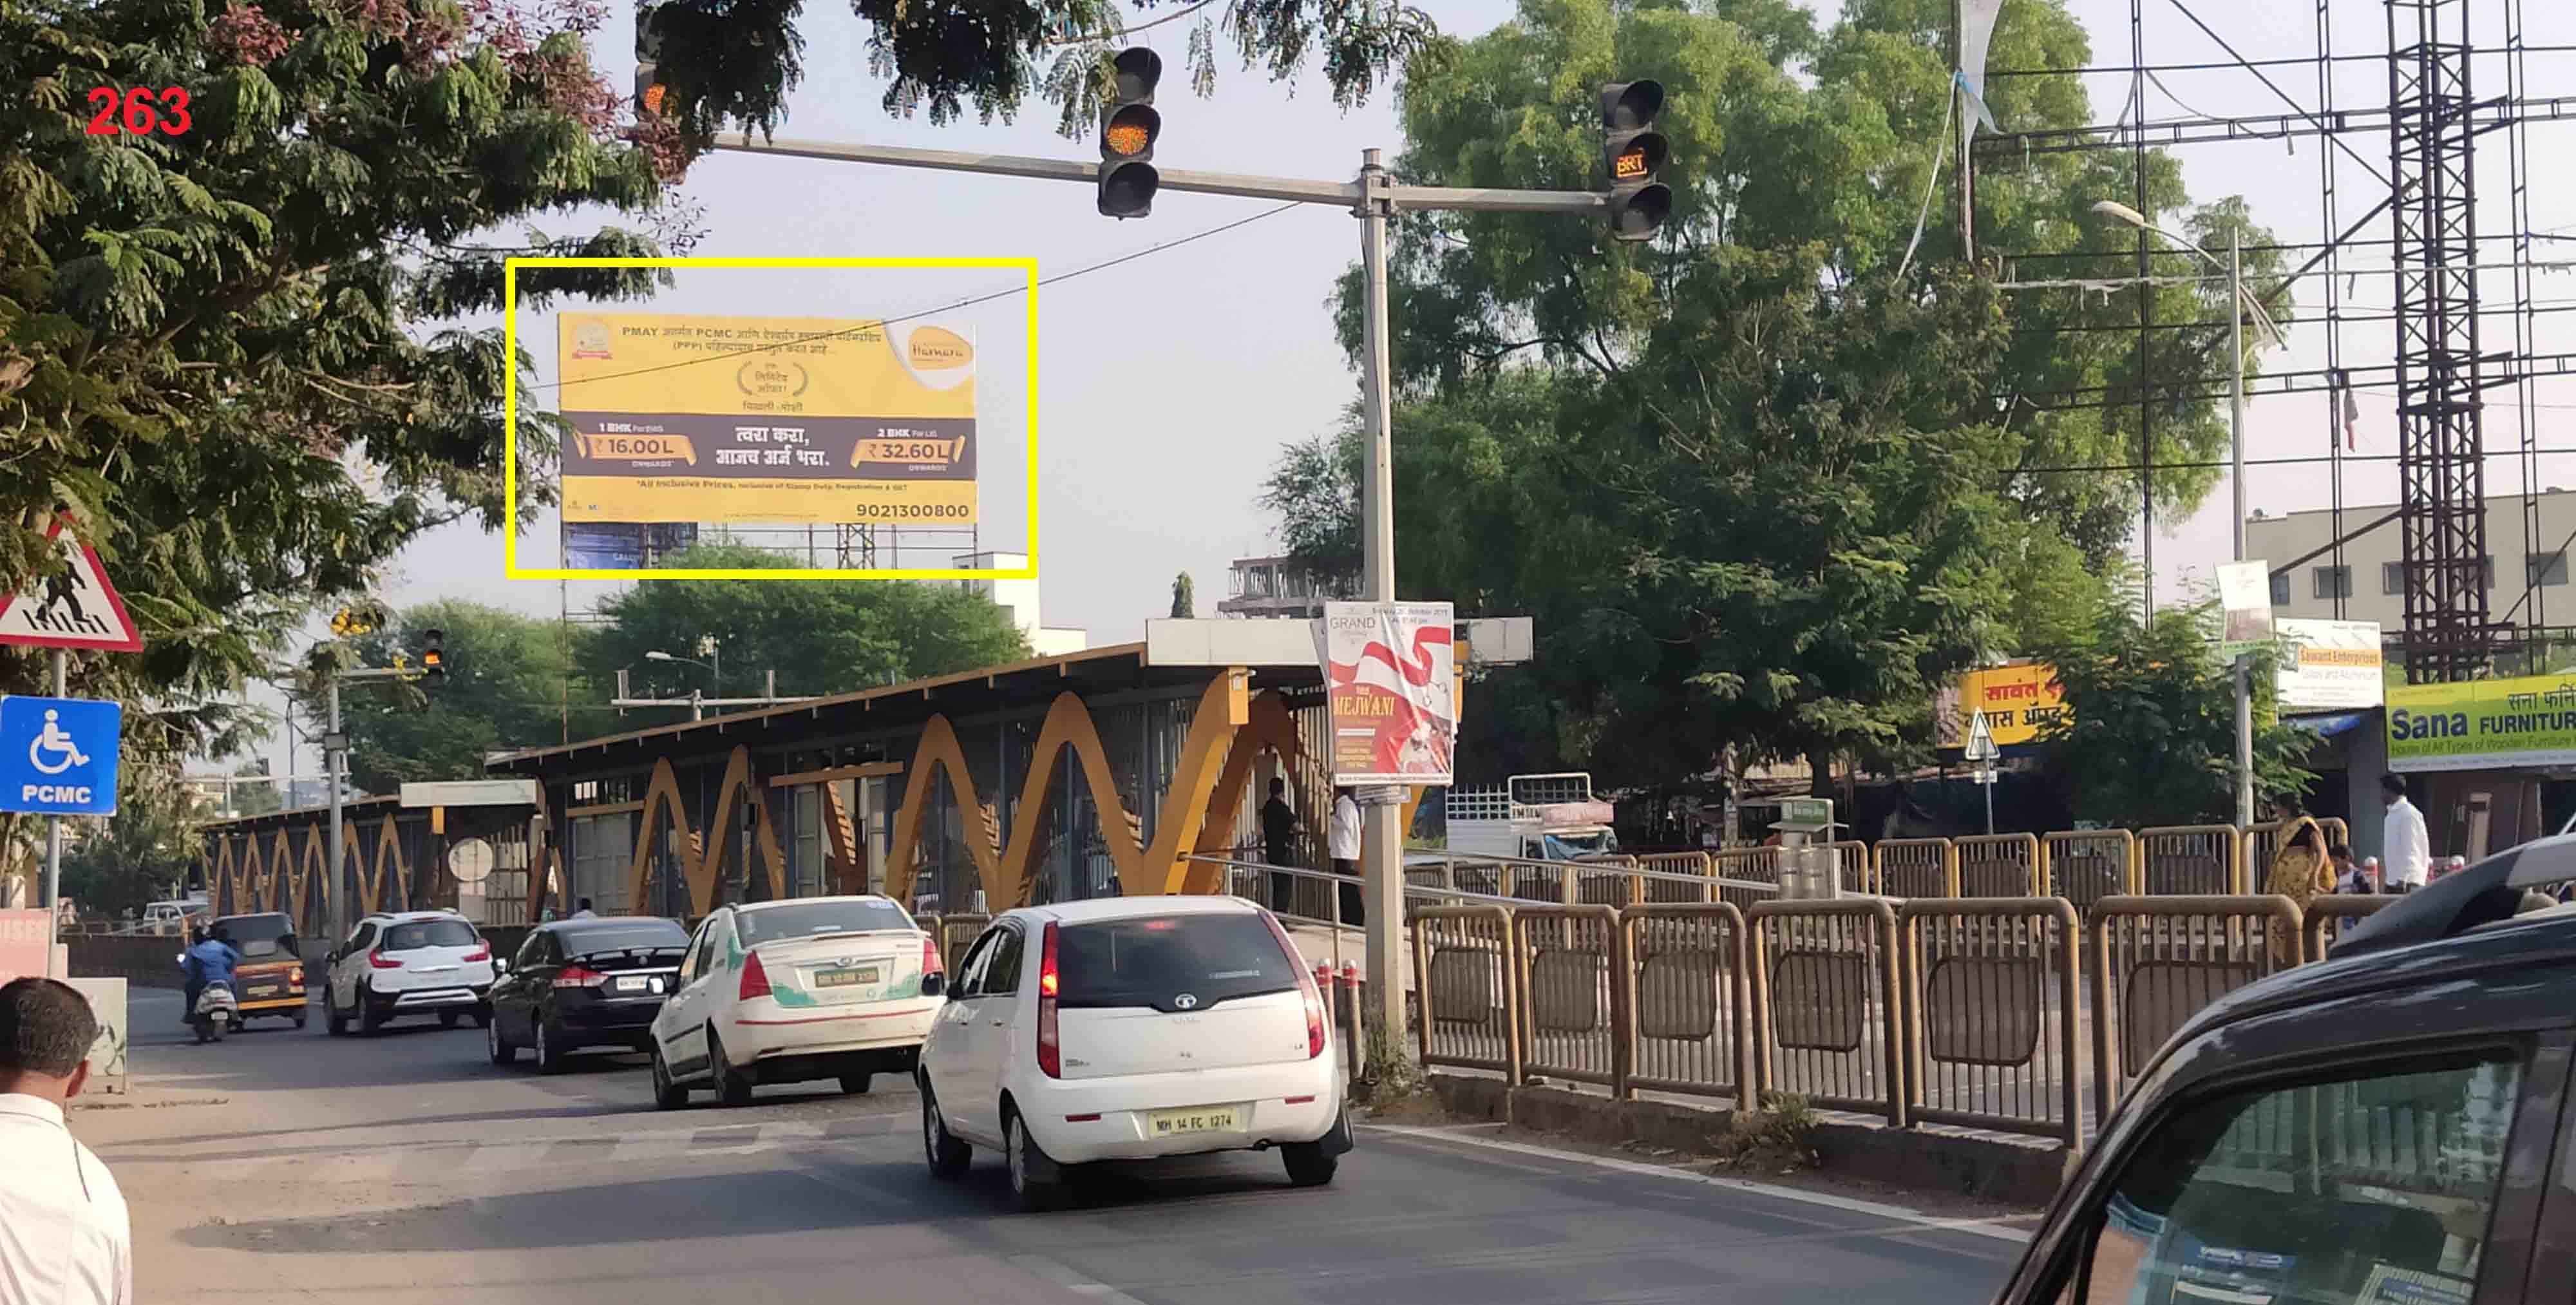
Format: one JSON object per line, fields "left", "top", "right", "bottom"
{"left": 28, "top": 710, "right": 90, "bottom": 776}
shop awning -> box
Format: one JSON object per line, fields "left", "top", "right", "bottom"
{"left": 2290, "top": 710, "right": 2372, "bottom": 738}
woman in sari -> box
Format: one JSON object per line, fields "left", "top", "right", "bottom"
{"left": 2265, "top": 817, "right": 2334, "bottom": 965}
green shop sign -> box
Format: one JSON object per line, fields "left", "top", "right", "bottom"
{"left": 2388, "top": 672, "right": 2576, "bottom": 773}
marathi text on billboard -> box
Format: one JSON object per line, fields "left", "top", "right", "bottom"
{"left": 555, "top": 314, "right": 978, "bottom": 526}
{"left": 1938, "top": 662, "right": 2069, "bottom": 750}
{"left": 1315, "top": 602, "right": 1457, "bottom": 786}
{"left": 2389, "top": 671, "right": 2576, "bottom": 772}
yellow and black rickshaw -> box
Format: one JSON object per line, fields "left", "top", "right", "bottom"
{"left": 211, "top": 912, "right": 309, "bottom": 1028}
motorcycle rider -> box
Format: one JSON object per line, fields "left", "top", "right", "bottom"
{"left": 180, "top": 924, "right": 240, "bottom": 1029}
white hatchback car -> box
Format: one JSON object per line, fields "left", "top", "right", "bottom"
{"left": 324, "top": 910, "right": 497, "bottom": 1035}
{"left": 648, "top": 895, "right": 942, "bottom": 1109}
{"left": 916, "top": 896, "right": 1352, "bottom": 1210}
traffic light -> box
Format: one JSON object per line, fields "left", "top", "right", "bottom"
{"left": 635, "top": 3, "right": 670, "bottom": 119}
{"left": 1097, "top": 48, "right": 1162, "bottom": 218}
{"left": 419, "top": 628, "right": 446, "bottom": 683}
{"left": 1601, "top": 80, "right": 1670, "bottom": 242}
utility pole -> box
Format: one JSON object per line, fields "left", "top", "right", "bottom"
{"left": 709, "top": 126, "right": 1633, "bottom": 1049}
{"left": 41, "top": 648, "right": 64, "bottom": 972}
{"left": 2230, "top": 227, "right": 2254, "bottom": 830}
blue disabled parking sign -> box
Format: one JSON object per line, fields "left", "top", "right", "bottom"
{"left": 0, "top": 695, "right": 122, "bottom": 815}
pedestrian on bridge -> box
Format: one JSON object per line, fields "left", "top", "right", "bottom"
{"left": 0, "top": 976, "right": 131, "bottom": 1305}
{"left": 1331, "top": 788, "right": 1363, "bottom": 926}
{"left": 1262, "top": 779, "right": 1298, "bottom": 912}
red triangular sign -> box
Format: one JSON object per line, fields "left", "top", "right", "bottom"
{"left": 0, "top": 515, "right": 144, "bottom": 652}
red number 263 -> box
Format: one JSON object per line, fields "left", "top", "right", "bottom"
{"left": 86, "top": 87, "right": 193, "bottom": 137}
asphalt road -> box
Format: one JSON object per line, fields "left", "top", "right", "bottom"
{"left": 74, "top": 988, "right": 2028, "bottom": 1305}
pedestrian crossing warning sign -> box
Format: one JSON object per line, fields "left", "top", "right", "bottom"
{"left": 0, "top": 515, "right": 142, "bottom": 652}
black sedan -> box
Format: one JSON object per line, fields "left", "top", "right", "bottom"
{"left": 486, "top": 916, "right": 691, "bottom": 1073}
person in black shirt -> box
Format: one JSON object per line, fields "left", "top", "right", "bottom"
{"left": 1260, "top": 778, "right": 1297, "bottom": 911}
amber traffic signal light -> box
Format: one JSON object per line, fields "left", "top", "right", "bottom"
{"left": 635, "top": 3, "right": 670, "bottom": 119}
{"left": 419, "top": 627, "right": 446, "bottom": 683}
{"left": 1602, "top": 81, "right": 1670, "bottom": 242}
{"left": 1097, "top": 48, "right": 1162, "bottom": 218}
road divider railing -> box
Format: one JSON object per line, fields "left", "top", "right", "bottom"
{"left": 1747, "top": 898, "right": 1908, "bottom": 1127}
{"left": 1623, "top": 902, "right": 1754, "bottom": 1105}
{"left": 1875, "top": 838, "right": 1957, "bottom": 899}
{"left": 2087, "top": 894, "right": 2304, "bottom": 1121}
{"left": 2302, "top": 893, "right": 2393, "bottom": 961}
{"left": 1898, "top": 897, "right": 2082, "bottom": 1147}
{"left": 1511, "top": 904, "right": 1628, "bottom": 1094}
{"left": 2137, "top": 826, "right": 2245, "bottom": 895}
{"left": 1414, "top": 904, "right": 1523, "bottom": 1085}
{"left": 2040, "top": 829, "right": 2137, "bottom": 911}
{"left": 1956, "top": 833, "right": 2045, "bottom": 897}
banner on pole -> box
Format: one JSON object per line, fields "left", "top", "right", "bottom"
{"left": 1314, "top": 603, "right": 1457, "bottom": 786}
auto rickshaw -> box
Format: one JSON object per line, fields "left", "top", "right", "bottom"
{"left": 210, "top": 912, "right": 308, "bottom": 1028}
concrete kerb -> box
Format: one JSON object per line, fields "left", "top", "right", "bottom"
{"left": 1423, "top": 1072, "right": 2078, "bottom": 1207}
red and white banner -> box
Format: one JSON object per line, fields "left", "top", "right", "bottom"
{"left": 1314, "top": 602, "right": 1457, "bottom": 786}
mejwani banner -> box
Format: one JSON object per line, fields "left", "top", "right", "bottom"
{"left": 1314, "top": 602, "right": 1457, "bottom": 786}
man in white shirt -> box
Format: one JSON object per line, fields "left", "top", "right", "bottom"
{"left": 0, "top": 977, "right": 131, "bottom": 1305}
{"left": 2380, "top": 773, "right": 2432, "bottom": 894}
{"left": 1331, "top": 790, "right": 1365, "bottom": 926}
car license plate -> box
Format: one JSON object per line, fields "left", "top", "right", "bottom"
{"left": 247, "top": 986, "right": 279, "bottom": 999}
{"left": 614, "top": 976, "right": 649, "bottom": 993}
{"left": 1148, "top": 1105, "right": 1242, "bottom": 1138}
{"left": 814, "top": 966, "right": 881, "bottom": 989}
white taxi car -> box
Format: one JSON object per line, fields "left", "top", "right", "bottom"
{"left": 648, "top": 895, "right": 942, "bottom": 1109}
{"left": 917, "top": 896, "right": 1352, "bottom": 1211}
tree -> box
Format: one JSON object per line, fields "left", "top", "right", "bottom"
{"left": 582, "top": 544, "right": 1029, "bottom": 717}
{"left": 321, "top": 600, "right": 612, "bottom": 794}
{"left": 641, "top": 0, "right": 1433, "bottom": 157}
{"left": 59, "top": 767, "right": 201, "bottom": 918}
{"left": 2029, "top": 595, "right": 2316, "bottom": 828}
{"left": 1256, "top": 0, "right": 2287, "bottom": 786}
{"left": 224, "top": 761, "right": 283, "bottom": 817}
{"left": 1170, "top": 571, "right": 1194, "bottom": 619}
{"left": 3, "top": 0, "right": 685, "bottom": 764}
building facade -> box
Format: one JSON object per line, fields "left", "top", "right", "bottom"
{"left": 1215, "top": 555, "right": 1351, "bottom": 620}
{"left": 2248, "top": 489, "right": 2576, "bottom": 630}
{"left": 952, "top": 550, "right": 1088, "bottom": 656}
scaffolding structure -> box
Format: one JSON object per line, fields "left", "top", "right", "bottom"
{"left": 1974, "top": 0, "right": 2576, "bottom": 683}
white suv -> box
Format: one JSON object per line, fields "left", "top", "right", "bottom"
{"left": 323, "top": 910, "right": 497, "bottom": 1035}
{"left": 917, "top": 896, "right": 1352, "bottom": 1211}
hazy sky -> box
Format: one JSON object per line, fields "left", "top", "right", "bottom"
{"left": 231, "top": 0, "right": 2576, "bottom": 781}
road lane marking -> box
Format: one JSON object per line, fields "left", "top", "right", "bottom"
{"left": 1362, "top": 1124, "right": 2037, "bottom": 1244}
{"left": 1007, "top": 1255, "right": 1153, "bottom": 1305}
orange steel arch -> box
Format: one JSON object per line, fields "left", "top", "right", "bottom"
{"left": 1189, "top": 690, "right": 1318, "bottom": 893}
{"left": 212, "top": 837, "right": 237, "bottom": 914}
{"left": 236, "top": 834, "right": 263, "bottom": 912}
{"left": 270, "top": 828, "right": 297, "bottom": 920}
{"left": 621, "top": 747, "right": 789, "bottom": 917}
{"left": 887, "top": 676, "right": 1245, "bottom": 910}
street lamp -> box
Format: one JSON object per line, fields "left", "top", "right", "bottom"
{"left": 644, "top": 648, "right": 719, "bottom": 721}
{"left": 2091, "top": 200, "right": 2287, "bottom": 831}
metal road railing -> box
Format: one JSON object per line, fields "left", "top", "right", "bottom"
{"left": 1414, "top": 904, "right": 1521, "bottom": 1083}
{"left": 2138, "top": 825, "right": 2245, "bottom": 895}
{"left": 1875, "top": 838, "right": 1956, "bottom": 899}
{"left": 2041, "top": 829, "right": 2137, "bottom": 910}
{"left": 1747, "top": 898, "right": 1908, "bottom": 1127}
{"left": 1956, "top": 833, "right": 2045, "bottom": 897}
{"left": 1512, "top": 904, "right": 1627, "bottom": 1092}
{"left": 2302, "top": 893, "right": 2394, "bottom": 961}
{"left": 1623, "top": 902, "right": 1754, "bottom": 1105}
{"left": 2087, "top": 894, "right": 2304, "bottom": 1121}
{"left": 1899, "top": 897, "right": 2083, "bottom": 1146}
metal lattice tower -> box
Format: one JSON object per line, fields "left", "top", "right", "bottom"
{"left": 2388, "top": 0, "right": 2503, "bottom": 683}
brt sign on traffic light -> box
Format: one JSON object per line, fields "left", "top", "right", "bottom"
{"left": 1097, "top": 48, "right": 1162, "bottom": 218}
{"left": 1602, "top": 80, "right": 1670, "bottom": 242}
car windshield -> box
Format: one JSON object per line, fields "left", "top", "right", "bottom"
{"left": 1055, "top": 914, "right": 1299, "bottom": 1011}
{"left": 558, "top": 922, "right": 690, "bottom": 958}
{"left": 218, "top": 916, "right": 296, "bottom": 959}
{"left": 381, "top": 919, "right": 478, "bottom": 951}
{"left": 735, "top": 901, "right": 913, "bottom": 946}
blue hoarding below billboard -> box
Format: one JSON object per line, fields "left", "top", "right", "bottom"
{"left": 563, "top": 522, "right": 697, "bottom": 570}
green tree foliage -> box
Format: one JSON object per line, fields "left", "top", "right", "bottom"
{"left": 2, "top": 0, "right": 687, "bottom": 759}
{"left": 641, "top": 0, "right": 1433, "bottom": 155}
{"left": 1170, "top": 571, "right": 1194, "bottom": 619}
{"left": 581, "top": 544, "right": 1030, "bottom": 718}
{"left": 2028, "top": 595, "right": 2316, "bottom": 828}
{"left": 59, "top": 768, "right": 201, "bottom": 917}
{"left": 324, "top": 600, "right": 612, "bottom": 793}
{"left": 1261, "top": 0, "right": 2287, "bottom": 785}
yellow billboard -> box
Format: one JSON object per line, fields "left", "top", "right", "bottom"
{"left": 555, "top": 313, "right": 978, "bottom": 525}
{"left": 1939, "top": 662, "right": 2070, "bottom": 750}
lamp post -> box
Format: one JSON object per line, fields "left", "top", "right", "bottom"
{"left": 645, "top": 649, "right": 717, "bottom": 721}
{"left": 2090, "top": 201, "right": 2286, "bottom": 829}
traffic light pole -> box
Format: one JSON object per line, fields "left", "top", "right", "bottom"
{"left": 708, "top": 131, "right": 1615, "bottom": 1054}
{"left": 319, "top": 665, "right": 427, "bottom": 945}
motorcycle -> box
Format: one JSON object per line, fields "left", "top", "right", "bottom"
{"left": 192, "top": 980, "right": 238, "bottom": 1043}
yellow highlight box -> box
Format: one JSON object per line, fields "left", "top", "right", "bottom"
{"left": 502, "top": 256, "right": 1038, "bottom": 581}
